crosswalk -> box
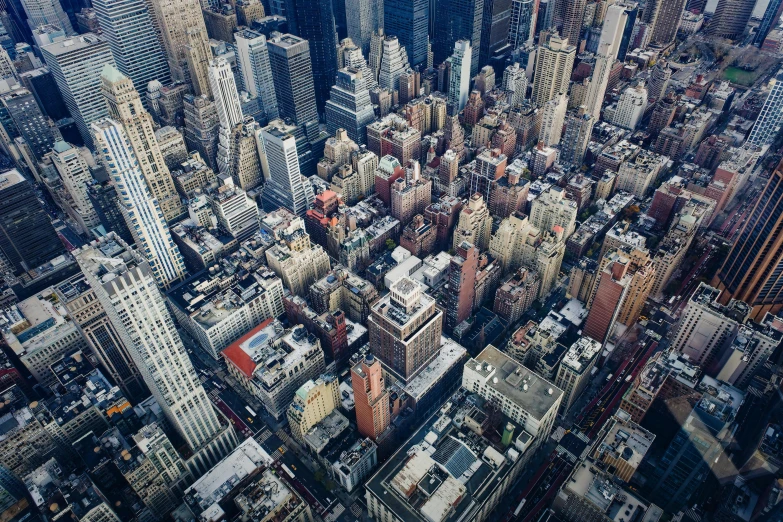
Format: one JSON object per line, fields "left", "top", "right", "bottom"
{"left": 350, "top": 503, "right": 362, "bottom": 518}
{"left": 324, "top": 503, "right": 345, "bottom": 522}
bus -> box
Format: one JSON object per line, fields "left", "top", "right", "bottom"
{"left": 246, "top": 406, "right": 257, "bottom": 417}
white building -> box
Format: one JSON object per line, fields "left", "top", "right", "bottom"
{"left": 530, "top": 186, "right": 578, "bottom": 238}
{"left": 554, "top": 336, "right": 601, "bottom": 412}
{"left": 259, "top": 120, "right": 315, "bottom": 216}
{"left": 612, "top": 83, "right": 648, "bottom": 130}
{"left": 377, "top": 36, "right": 410, "bottom": 92}
{"left": 448, "top": 40, "right": 472, "bottom": 112}
{"left": 234, "top": 29, "right": 279, "bottom": 120}
{"left": 538, "top": 93, "right": 568, "bottom": 146}
{"left": 50, "top": 141, "right": 99, "bottom": 234}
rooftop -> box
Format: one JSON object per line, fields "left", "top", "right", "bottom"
{"left": 561, "top": 337, "right": 602, "bottom": 374}
{"left": 403, "top": 337, "right": 467, "bottom": 401}
{"left": 592, "top": 411, "right": 655, "bottom": 471}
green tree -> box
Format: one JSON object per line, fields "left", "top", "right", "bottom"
{"left": 386, "top": 239, "right": 397, "bottom": 251}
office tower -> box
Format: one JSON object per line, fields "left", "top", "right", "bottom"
{"left": 183, "top": 94, "right": 220, "bottom": 171}
{"left": 259, "top": 120, "right": 315, "bottom": 216}
{"left": 92, "top": 120, "right": 185, "bottom": 289}
{"left": 209, "top": 57, "right": 243, "bottom": 133}
{"left": 746, "top": 68, "right": 783, "bottom": 147}
{"left": 612, "top": 82, "right": 647, "bottom": 130}
{"left": 55, "top": 273, "right": 148, "bottom": 399}
{"left": 234, "top": 29, "right": 279, "bottom": 121}
{"left": 377, "top": 35, "right": 410, "bottom": 91}
{"left": 554, "top": 336, "right": 601, "bottom": 412}
{"left": 221, "top": 119, "right": 264, "bottom": 191}
{"left": 479, "top": 0, "right": 511, "bottom": 65}
{"left": 754, "top": 0, "right": 783, "bottom": 46}
{"left": 41, "top": 34, "right": 114, "bottom": 147}
{"left": 351, "top": 353, "right": 390, "bottom": 440}
{"left": 76, "top": 235, "right": 237, "bottom": 470}
{"left": 325, "top": 68, "right": 375, "bottom": 145}
{"left": 712, "top": 161, "right": 783, "bottom": 320}
{"left": 561, "top": 0, "right": 585, "bottom": 47}
{"left": 530, "top": 186, "right": 577, "bottom": 237}
{"left": 583, "top": 42, "right": 612, "bottom": 120}
{"left": 1, "top": 87, "right": 55, "bottom": 161}
{"left": 86, "top": 180, "right": 134, "bottom": 243}
{"left": 446, "top": 241, "right": 478, "bottom": 332}
{"left": 369, "top": 276, "right": 443, "bottom": 381}
{"left": 284, "top": 0, "right": 337, "bottom": 111}
{"left": 346, "top": 0, "right": 382, "bottom": 55}
{"left": 583, "top": 256, "right": 630, "bottom": 343}
{"left": 503, "top": 62, "right": 527, "bottom": 106}
{"left": 338, "top": 37, "right": 379, "bottom": 90}
{"left": 149, "top": 0, "right": 211, "bottom": 96}
{"left": 432, "top": 0, "right": 483, "bottom": 74}
{"left": 287, "top": 375, "right": 339, "bottom": 442}
{"left": 708, "top": 0, "right": 755, "bottom": 40}
{"left": 0, "top": 169, "right": 64, "bottom": 274}
{"left": 508, "top": 0, "right": 536, "bottom": 48}
{"left": 352, "top": 145, "right": 378, "bottom": 196}
{"left": 51, "top": 141, "right": 100, "bottom": 234}
{"left": 448, "top": 40, "right": 471, "bottom": 112}
{"left": 383, "top": 0, "right": 429, "bottom": 67}
{"left": 20, "top": 0, "right": 74, "bottom": 34}
{"left": 267, "top": 34, "right": 321, "bottom": 150}
{"left": 647, "top": 60, "right": 671, "bottom": 102}
{"left": 93, "top": 0, "right": 170, "bottom": 105}
{"left": 559, "top": 107, "right": 594, "bottom": 169}
{"left": 538, "top": 93, "right": 567, "bottom": 146}
{"left": 101, "top": 65, "right": 185, "bottom": 223}
{"left": 531, "top": 34, "right": 575, "bottom": 106}
{"left": 615, "top": 2, "right": 637, "bottom": 61}
{"left": 600, "top": 3, "right": 628, "bottom": 61}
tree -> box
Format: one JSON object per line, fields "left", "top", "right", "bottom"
{"left": 386, "top": 239, "right": 397, "bottom": 251}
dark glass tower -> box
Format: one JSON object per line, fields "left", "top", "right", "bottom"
{"left": 86, "top": 179, "right": 134, "bottom": 245}
{"left": 284, "top": 0, "right": 338, "bottom": 112}
{"left": 2, "top": 88, "right": 57, "bottom": 161}
{"left": 384, "top": 0, "right": 430, "bottom": 68}
{"left": 616, "top": 1, "right": 637, "bottom": 62}
{"left": 0, "top": 169, "right": 65, "bottom": 274}
{"left": 754, "top": 0, "right": 783, "bottom": 46}
{"left": 432, "top": 0, "right": 483, "bottom": 74}
{"left": 479, "top": 0, "right": 512, "bottom": 67}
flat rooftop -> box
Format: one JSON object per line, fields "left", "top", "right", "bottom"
{"left": 404, "top": 337, "right": 467, "bottom": 401}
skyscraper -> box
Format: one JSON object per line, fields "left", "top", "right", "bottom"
{"left": 346, "top": 0, "right": 382, "bottom": 55}
{"left": 92, "top": 0, "right": 171, "bottom": 105}
{"left": 325, "top": 68, "right": 376, "bottom": 144}
{"left": 183, "top": 94, "right": 220, "bottom": 170}
{"left": 754, "top": 0, "right": 783, "bottom": 46}
{"left": 479, "top": 0, "right": 512, "bottom": 65}
{"left": 76, "top": 234, "right": 237, "bottom": 472}
{"left": 600, "top": 3, "right": 629, "bottom": 61}
{"left": 446, "top": 241, "right": 478, "bottom": 332}
{"left": 234, "top": 29, "right": 279, "bottom": 120}
{"left": 583, "top": 256, "right": 630, "bottom": 344}
{"left": 101, "top": 64, "right": 185, "bottom": 223}
{"left": 746, "top": 67, "right": 783, "bottom": 147}
{"left": 92, "top": 119, "right": 186, "bottom": 290}
{"left": 259, "top": 120, "right": 315, "bottom": 216}
{"left": 51, "top": 141, "right": 100, "bottom": 234}
{"left": 712, "top": 159, "right": 783, "bottom": 320}
{"left": 383, "top": 0, "right": 429, "bottom": 68}
{"left": 432, "top": 0, "right": 483, "bottom": 74}
{"left": 0, "top": 169, "right": 65, "bottom": 275}
{"left": 41, "top": 34, "right": 115, "bottom": 147}
{"left": 149, "top": 0, "right": 212, "bottom": 96}
{"left": 561, "top": 0, "right": 586, "bottom": 47}
{"left": 531, "top": 33, "right": 575, "bottom": 106}
{"left": 448, "top": 40, "right": 471, "bottom": 112}
{"left": 20, "top": 0, "right": 75, "bottom": 34}
{"left": 583, "top": 41, "right": 612, "bottom": 120}
{"left": 351, "top": 353, "right": 390, "bottom": 440}
{"left": 284, "top": 0, "right": 338, "bottom": 111}
{"left": 377, "top": 35, "right": 410, "bottom": 91}
{"left": 508, "top": 0, "right": 537, "bottom": 49}
{"left": 707, "top": 0, "right": 755, "bottom": 40}
{"left": 1, "top": 87, "right": 56, "bottom": 161}
{"left": 643, "top": 0, "right": 685, "bottom": 47}
{"left": 560, "top": 106, "right": 594, "bottom": 169}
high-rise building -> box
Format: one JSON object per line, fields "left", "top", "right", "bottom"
{"left": 20, "top": 0, "right": 75, "bottom": 34}
{"left": 383, "top": 0, "right": 429, "bottom": 67}
{"left": 1, "top": 87, "right": 56, "bottom": 162}
{"left": 92, "top": 0, "right": 170, "bottom": 105}
{"left": 346, "top": 0, "right": 382, "bottom": 55}
{"left": 453, "top": 193, "right": 493, "bottom": 251}
{"left": 508, "top": 0, "right": 537, "bottom": 48}
{"left": 101, "top": 65, "right": 185, "bottom": 223}
{"left": 369, "top": 276, "right": 443, "bottom": 381}
{"left": 183, "top": 94, "right": 220, "bottom": 171}
{"left": 148, "top": 0, "right": 212, "bottom": 96}
{"left": 583, "top": 42, "right": 612, "bottom": 121}
{"left": 284, "top": 0, "right": 338, "bottom": 111}
{"left": 76, "top": 234, "right": 238, "bottom": 474}
{"left": 287, "top": 375, "right": 339, "bottom": 442}
{"left": 259, "top": 120, "right": 315, "bottom": 216}
{"left": 377, "top": 35, "right": 410, "bottom": 92}
{"left": 479, "top": 0, "right": 512, "bottom": 65}
{"left": 530, "top": 186, "right": 577, "bottom": 237}
{"left": 325, "top": 68, "right": 376, "bottom": 145}
{"left": 647, "top": 60, "right": 671, "bottom": 102}
{"left": 92, "top": 119, "right": 186, "bottom": 290}
{"left": 432, "top": 0, "right": 483, "bottom": 74}
{"left": 503, "top": 62, "right": 528, "bottom": 107}
{"left": 234, "top": 29, "right": 279, "bottom": 120}
{"left": 209, "top": 57, "right": 243, "bottom": 134}
{"left": 448, "top": 40, "right": 471, "bottom": 112}
{"left": 351, "top": 353, "right": 390, "bottom": 440}
{"left": 561, "top": 0, "right": 585, "bottom": 47}
{"left": 0, "top": 169, "right": 64, "bottom": 274}
{"left": 87, "top": 180, "right": 135, "bottom": 244}
{"left": 754, "top": 0, "right": 783, "bottom": 46}
{"left": 707, "top": 0, "right": 755, "bottom": 40}
{"left": 712, "top": 160, "right": 783, "bottom": 320}
{"left": 538, "top": 93, "right": 567, "bottom": 146}
{"left": 51, "top": 141, "right": 100, "bottom": 234}
{"left": 560, "top": 106, "right": 594, "bottom": 169}
{"left": 612, "top": 82, "right": 647, "bottom": 130}
{"left": 642, "top": 0, "right": 683, "bottom": 47}
{"left": 531, "top": 34, "right": 575, "bottom": 106}
{"left": 446, "top": 241, "right": 478, "bottom": 332}
{"left": 746, "top": 67, "right": 783, "bottom": 147}
{"left": 583, "top": 256, "right": 630, "bottom": 344}
{"left": 41, "top": 34, "right": 115, "bottom": 147}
